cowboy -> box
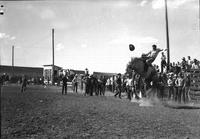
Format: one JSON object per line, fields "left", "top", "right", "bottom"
{"left": 161, "top": 52, "right": 167, "bottom": 73}
{"left": 21, "top": 75, "right": 28, "bottom": 93}
{"left": 186, "top": 56, "right": 192, "bottom": 71}
{"left": 72, "top": 74, "right": 78, "bottom": 93}
{"left": 143, "top": 44, "right": 166, "bottom": 72}
{"left": 181, "top": 57, "right": 187, "bottom": 71}
{"left": 114, "top": 73, "right": 122, "bottom": 99}
{"left": 62, "top": 74, "right": 68, "bottom": 95}
{"left": 167, "top": 73, "right": 174, "bottom": 100}
{"left": 175, "top": 73, "right": 184, "bottom": 103}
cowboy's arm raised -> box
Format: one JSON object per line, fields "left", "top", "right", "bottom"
{"left": 143, "top": 51, "right": 151, "bottom": 56}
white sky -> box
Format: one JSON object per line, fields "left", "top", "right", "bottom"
{"left": 0, "top": 0, "right": 199, "bottom": 73}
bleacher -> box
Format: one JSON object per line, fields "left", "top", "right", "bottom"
{"left": 190, "top": 69, "right": 200, "bottom": 91}
{"left": 189, "top": 69, "right": 200, "bottom": 100}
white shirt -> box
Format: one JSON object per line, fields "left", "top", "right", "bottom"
{"left": 191, "top": 63, "right": 199, "bottom": 69}
{"left": 187, "top": 59, "right": 192, "bottom": 65}
{"left": 167, "top": 78, "right": 173, "bottom": 86}
{"left": 175, "top": 77, "right": 184, "bottom": 87}
{"left": 147, "top": 48, "right": 162, "bottom": 58}
{"left": 126, "top": 79, "right": 132, "bottom": 86}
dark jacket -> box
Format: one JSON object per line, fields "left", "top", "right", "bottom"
{"left": 116, "top": 77, "right": 122, "bottom": 87}
{"left": 62, "top": 76, "right": 68, "bottom": 86}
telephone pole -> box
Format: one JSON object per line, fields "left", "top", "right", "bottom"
{"left": 52, "top": 28, "right": 55, "bottom": 85}
{"left": 165, "top": 0, "right": 170, "bottom": 72}
{"left": 12, "top": 45, "right": 14, "bottom": 76}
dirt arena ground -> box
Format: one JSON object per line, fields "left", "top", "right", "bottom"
{"left": 1, "top": 85, "right": 200, "bottom": 139}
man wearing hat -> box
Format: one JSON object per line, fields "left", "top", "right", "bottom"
{"left": 192, "top": 59, "right": 199, "bottom": 69}
{"left": 62, "top": 74, "right": 68, "bottom": 95}
{"left": 175, "top": 73, "right": 184, "bottom": 103}
{"left": 72, "top": 74, "right": 78, "bottom": 93}
{"left": 181, "top": 57, "right": 187, "bottom": 71}
{"left": 161, "top": 52, "right": 167, "bottom": 73}
{"left": 114, "top": 73, "right": 122, "bottom": 99}
{"left": 143, "top": 44, "right": 166, "bottom": 72}
{"left": 167, "top": 73, "right": 174, "bottom": 100}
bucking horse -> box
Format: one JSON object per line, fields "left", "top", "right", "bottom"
{"left": 128, "top": 55, "right": 160, "bottom": 100}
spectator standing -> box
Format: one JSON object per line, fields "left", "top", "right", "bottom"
{"left": 85, "top": 68, "right": 89, "bottom": 76}
{"left": 168, "top": 63, "right": 173, "bottom": 73}
{"left": 181, "top": 57, "right": 187, "bottom": 71}
{"left": 102, "top": 76, "right": 107, "bottom": 96}
{"left": 62, "top": 74, "right": 68, "bottom": 95}
{"left": 171, "top": 62, "right": 176, "bottom": 73}
{"left": 182, "top": 73, "right": 191, "bottom": 103}
{"left": 167, "top": 73, "right": 174, "bottom": 100}
{"left": 157, "top": 73, "right": 166, "bottom": 100}
{"left": 173, "top": 74, "right": 178, "bottom": 101}
{"left": 191, "top": 59, "right": 199, "bottom": 69}
{"left": 94, "top": 75, "right": 99, "bottom": 96}
{"left": 83, "top": 75, "right": 90, "bottom": 96}
{"left": 89, "top": 74, "right": 95, "bottom": 96}
{"left": 72, "top": 74, "right": 78, "bottom": 93}
{"left": 187, "top": 56, "right": 192, "bottom": 71}
{"left": 21, "top": 75, "right": 28, "bottom": 93}
{"left": 126, "top": 77, "right": 133, "bottom": 100}
{"left": 106, "top": 78, "right": 112, "bottom": 92}
{"left": 161, "top": 52, "right": 167, "bottom": 73}
{"left": 97, "top": 76, "right": 103, "bottom": 96}
{"left": 175, "top": 62, "right": 181, "bottom": 74}
{"left": 81, "top": 75, "right": 84, "bottom": 92}
{"left": 114, "top": 73, "right": 122, "bottom": 99}
{"left": 175, "top": 73, "right": 184, "bottom": 103}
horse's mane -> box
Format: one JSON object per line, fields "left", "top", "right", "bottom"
{"left": 130, "top": 57, "right": 143, "bottom": 67}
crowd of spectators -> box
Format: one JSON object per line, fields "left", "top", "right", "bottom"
{"left": 143, "top": 55, "right": 199, "bottom": 103}
{"left": 1, "top": 54, "right": 199, "bottom": 103}
{"left": 102, "top": 55, "right": 200, "bottom": 103}
{"left": 61, "top": 69, "right": 108, "bottom": 96}
{"left": 159, "top": 55, "right": 200, "bottom": 103}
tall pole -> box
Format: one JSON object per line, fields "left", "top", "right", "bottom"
{"left": 165, "top": 0, "right": 170, "bottom": 72}
{"left": 12, "top": 45, "right": 14, "bottom": 76}
{"left": 52, "top": 28, "right": 54, "bottom": 85}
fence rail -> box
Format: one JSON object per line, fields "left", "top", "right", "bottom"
{"left": 190, "top": 69, "right": 200, "bottom": 91}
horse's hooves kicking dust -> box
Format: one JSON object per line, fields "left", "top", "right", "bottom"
{"left": 131, "top": 88, "right": 161, "bottom": 107}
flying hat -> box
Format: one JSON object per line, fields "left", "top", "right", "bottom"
{"left": 129, "top": 44, "right": 135, "bottom": 51}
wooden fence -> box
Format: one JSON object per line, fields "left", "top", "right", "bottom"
{"left": 190, "top": 69, "right": 200, "bottom": 100}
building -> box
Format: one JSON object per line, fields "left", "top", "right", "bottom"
{"left": 93, "top": 71, "right": 117, "bottom": 78}
{"left": 69, "top": 69, "right": 85, "bottom": 75}
{"left": 0, "top": 65, "right": 43, "bottom": 78}
{"left": 43, "top": 65, "right": 62, "bottom": 83}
